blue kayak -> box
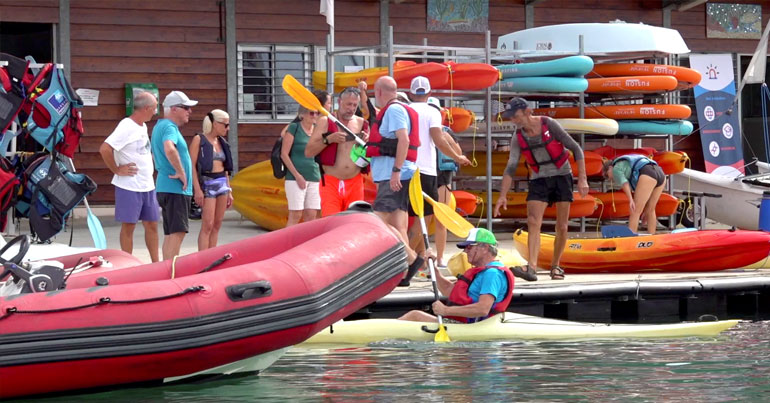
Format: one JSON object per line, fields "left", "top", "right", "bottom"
{"left": 497, "top": 56, "right": 594, "bottom": 78}
{"left": 616, "top": 119, "right": 694, "bottom": 135}
{"left": 494, "top": 76, "right": 588, "bottom": 93}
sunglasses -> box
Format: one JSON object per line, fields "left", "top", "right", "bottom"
{"left": 217, "top": 121, "right": 230, "bottom": 128}
{"left": 308, "top": 111, "right": 321, "bottom": 116}
{"left": 174, "top": 105, "right": 192, "bottom": 111}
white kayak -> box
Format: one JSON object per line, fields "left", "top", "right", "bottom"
{"left": 302, "top": 313, "right": 739, "bottom": 344}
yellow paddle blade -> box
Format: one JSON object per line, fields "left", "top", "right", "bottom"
{"left": 409, "top": 168, "right": 424, "bottom": 218}
{"left": 281, "top": 74, "right": 330, "bottom": 117}
{"left": 435, "top": 325, "right": 451, "bottom": 343}
{"left": 448, "top": 191, "right": 457, "bottom": 211}
{"left": 424, "top": 193, "right": 474, "bottom": 238}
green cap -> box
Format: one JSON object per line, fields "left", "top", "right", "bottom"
{"left": 457, "top": 228, "right": 497, "bottom": 249}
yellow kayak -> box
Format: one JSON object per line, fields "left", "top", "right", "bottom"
{"left": 301, "top": 313, "right": 739, "bottom": 344}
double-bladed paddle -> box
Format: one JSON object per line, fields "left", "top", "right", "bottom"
{"left": 409, "top": 169, "right": 450, "bottom": 343}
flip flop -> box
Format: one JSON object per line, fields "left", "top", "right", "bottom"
{"left": 550, "top": 266, "right": 565, "bottom": 280}
{"left": 511, "top": 265, "right": 538, "bottom": 282}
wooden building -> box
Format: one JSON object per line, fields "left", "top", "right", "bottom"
{"left": 0, "top": 0, "right": 767, "bottom": 204}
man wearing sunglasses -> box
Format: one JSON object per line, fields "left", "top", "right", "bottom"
{"left": 305, "top": 86, "right": 369, "bottom": 217}
{"left": 151, "top": 90, "right": 197, "bottom": 260}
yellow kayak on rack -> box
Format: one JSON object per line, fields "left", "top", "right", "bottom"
{"left": 301, "top": 313, "right": 739, "bottom": 344}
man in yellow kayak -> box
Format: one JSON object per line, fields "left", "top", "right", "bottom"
{"left": 399, "top": 228, "right": 514, "bottom": 323}
{"left": 494, "top": 97, "right": 590, "bottom": 281}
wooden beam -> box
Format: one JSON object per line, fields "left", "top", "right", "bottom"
{"left": 525, "top": 0, "right": 548, "bottom": 4}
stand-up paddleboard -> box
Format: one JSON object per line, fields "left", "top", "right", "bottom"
{"left": 460, "top": 150, "right": 604, "bottom": 177}
{"left": 589, "top": 192, "right": 680, "bottom": 219}
{"left": 535, "top": 104, "right": 692, "bottom": 120}
{"left": 466, "top": 191, "right": 597, "bottom": 218}
{"left": 433, "top": 62, "right": 500, "bottom": 91}
{"left": 494, "top": 76, "right": 588, "bottom": 93}
{"left": 586, "top": 75, "right": 679, "bottom": 94}
{"left": 312, "top": 61, "right": 450, "bottom": 93}
{"left": 588, "top": 63, "right": 701, "bottom": 90}
{"left": 468, "top": 118, "right": 618, "bottom": 136}
{"left": 497, "top": 22, "right": 690, "bottom": 61}
{"left": 616, "top": 119, "right": 694, "bottom": 135}
{"left": 497, "top": 55, "right": 594, "bottom": 78}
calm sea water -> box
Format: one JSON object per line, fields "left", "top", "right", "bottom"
{"left": 36, "top": 320, "right": 770, "bottom": 402}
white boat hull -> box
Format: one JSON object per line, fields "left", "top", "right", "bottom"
{"left": 163, "top": 348, "right": 288, "bottom": 383}
{"left": 674, "top": 168, "right": 764, "bottom": 230}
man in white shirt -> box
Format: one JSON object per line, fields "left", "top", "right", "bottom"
{"left": 404, "top": 76, "right": 470, "bottom": 282}
{"left": 99, "top": 90, "right": 160, "bottom": 262}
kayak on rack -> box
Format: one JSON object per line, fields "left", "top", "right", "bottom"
{"left": 466, "top": 191, "right": 598, "bottom": 218}
{"left": 494, "top": 76, "right": 589, "bottom": 93}
{"left": 459, "top": 150, "right": 605, "bottom": 177}
{"left": 301, "top": 313, "right": 739, "bottom": 344}
{"left": 616, "top": 119, "right": 694, "bottom": 135}
{"left": 434, "top": 62, "right": 500, "bottom": 91}
{"left": 589, "top": 191, "right": 680, "bottom": 219}
{"left": 588, "top": 63, "right": 701, "bottom": 90}
{"left": 466, "top": 118, "right": 618, "bottom": 136}
{"left": 534, "top": 104, "right": 692, "bottom": 120}
{"left": 590, "top": 147, "right": 689, "bottom": 175}
{"left": 444, "top": 106, "right": 474, "bottom": 132}
{"left": 497, "top": 55, "right": 594, "bottom": 78}
{"left": 312, "top": 61, "right": 450, "bottom": 93}
{"left": 513, "top": 228, "right": 770, "bottom": 273}
{"left": 585, "top": 75, "right": 679, "bottom": 94}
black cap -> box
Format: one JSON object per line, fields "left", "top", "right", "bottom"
{"left": 501, "top": 97, "right": 529, "bottom": 119}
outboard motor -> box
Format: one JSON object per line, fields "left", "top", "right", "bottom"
{"left": 0, "top": 260, "right": 65, "bottom": 297}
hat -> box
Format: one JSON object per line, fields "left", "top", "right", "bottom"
{"left": 457, "top": 228, "right": 497, "bottom": 249}
{"left": 410, "top": 76, "right": 431, "bottom": 95}
{"left": 501, "top": 97, "right": 529, "bottom": 119}
{"left": 396, "top": 91, "right": 411, "bottom": 103}
{"left": 426, "top": 96, "right": 441, "bottom": 111}
{"left": 163, "top": 91, "right": 198, "bottom": 108}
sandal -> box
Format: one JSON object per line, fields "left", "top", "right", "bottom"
{"left": 399, "top": 256, "right": 425, "bottom": 287}
{"left": 511, "top": 265, "right": 538, "bottom": 282}
{"left": 550, "top": 266, "right": 565, "bottom": 280}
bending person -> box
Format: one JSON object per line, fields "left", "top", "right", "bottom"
{"left": 399, "top": 228, "right": 514, "bottom": 323}
{"left": 603, "top": 154, "right": 666, "bottom": 234}
{"left": 493, "top": 97, "right": 589, "bottom": 281}
{"left": 190, "top": 109, "right": 233, "bottom": 250}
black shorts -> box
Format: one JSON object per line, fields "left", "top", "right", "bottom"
{"left": 639, "top": 164, "right": 665, "bottom": 187}
{"left": 527, "top": 174, "right": 574, "bottom": 205}
{"left": 408, "top": 173, "right": 438, "bottom": 217}
{"left": 373, "top": 180, "right": 411, "bottom": 213}
{"left": 157, "top": 192, "right": 191, "bottom": 235}
{"left": 436, "top": 170, "right": 453, "bottom": 188}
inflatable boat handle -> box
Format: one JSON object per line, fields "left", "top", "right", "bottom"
{"left": 226, "top": 280, "right": 272, "bottom": 302}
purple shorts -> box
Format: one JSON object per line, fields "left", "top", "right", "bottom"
{"left": 115, "top": 187, "right": 160, "bottom": 224}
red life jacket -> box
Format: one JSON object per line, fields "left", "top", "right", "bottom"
{"left": 318, "top": 118, "right": 370, "bottom": 166}
{"left": 516, "top": 117, "right": 569, "bottom": 173}
{"left": 366, "top": 101, "right": 420, "bottom": 161}
{"left": 446, "top": 263, "right": 515, "bottom": 323}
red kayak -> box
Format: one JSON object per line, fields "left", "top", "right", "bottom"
{"left": 0, "top": 212, "right": 406, "bottom": 398}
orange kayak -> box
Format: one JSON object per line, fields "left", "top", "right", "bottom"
{"left": 586, "top": 75, "right": 679, "bottom": 94}
{"left": 589, "top": 192, "right": 680, "bottom": 219}
{"left": 459, "top": 150, "right": 604, "bottom": 177}
{"left": 534, "top": 104, "right": 692, "bottom": 120}
{"left": 444, "top": 107, "right": 474, "bottom": 132}
{"left": 466, "top": 191, "right": 597, "bottom": 218}
{"left": 513, "top": 228, "right": 770, "bottom": 273}
{"left": 591, "top": 147, "right": 689, "bottom": 175}
{"left": 434, "top": 62, "right": 500, "bottom": 91}
{"left": 312, "top": 61, "right": 450, "bottom": 93}
{"left": 588, "top": 63, "right": 701, "bottom": 90}
{"left": 452, "top": 190, "right": 480, "bottom": 216}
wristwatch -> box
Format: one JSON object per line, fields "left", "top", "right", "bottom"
{"left": 322, "top": 136, "right": 329, "bottom": 145}
{"left": 392, "top": 166, "right": 401, "bottom": 173}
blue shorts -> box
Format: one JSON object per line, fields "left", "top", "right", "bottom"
{"left": 114, "top": 187, "right": 160, "bottom": 224}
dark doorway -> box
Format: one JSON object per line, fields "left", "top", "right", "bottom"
{"left": 0, "top": 22, "right": 53, "bottom": 63}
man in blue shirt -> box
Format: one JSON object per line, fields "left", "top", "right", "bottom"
{"left": 151, "top": 90, "right": 196, "bottom": 260}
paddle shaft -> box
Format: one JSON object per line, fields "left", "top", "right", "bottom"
{"left": 417, "top": 215, "right": 445, "bottom": 328}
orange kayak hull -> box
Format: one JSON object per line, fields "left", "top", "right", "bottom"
{"left": 588, "top": 63, "right": 701, "bottom": 90}
{"left": 589, "top": 192, "right": 680, "bottom": 219}
{"left": 434, "top": 62, "right": 500, "bottom": 91}
{"left": 586, "top": 75, "right": 679, "bottom": 94}
{"left": 444, "top": 107, "right": 474, "bottom": 132}
{"left": 466, "top": 191, "right": 597, "bottom": 218}
{"left": 459, "top": 150, "right": 604, "bottom": 178}
{"left": 534, "top": 104, "right": 692, "bottom": 120}
{"left": 513, "top": 228, "right": 770, "bottom": 273}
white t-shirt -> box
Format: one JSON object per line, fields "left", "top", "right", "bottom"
{"left": 104, "top": 117, "right": 155, "bottom": 192}
{"left": 410, "top": 102, "right": 443, "bottom": 176}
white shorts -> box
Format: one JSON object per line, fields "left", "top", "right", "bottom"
{"left": 285, "top": 180, "right": 321, "bottom": 211}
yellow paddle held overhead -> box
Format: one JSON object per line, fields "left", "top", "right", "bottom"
{"left": 281, "top": 74, "right": 366, "bottom": 146}
{"left": 408, "top": 169, "right": 450, "bottom": 343}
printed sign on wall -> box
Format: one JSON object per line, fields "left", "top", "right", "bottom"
{"left": 689, "top": 54, "right": 745, "bottom": 177}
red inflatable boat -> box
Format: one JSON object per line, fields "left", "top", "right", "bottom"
{"left": 0, "top": 211, "right": 407, "bottom": 398}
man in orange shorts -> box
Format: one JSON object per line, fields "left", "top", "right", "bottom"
{"left": 306, "top": 87, "right": 369, "bottom": 216}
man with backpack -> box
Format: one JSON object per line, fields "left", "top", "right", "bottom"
{"left": 100, "top": 91, "right": 160, "bottom": 262}
{"left": 151, "top": 91, "right": 197, "bottom": 260}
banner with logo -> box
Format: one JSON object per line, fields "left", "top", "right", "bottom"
{"left": 689, "top": 54, "right": 744, "bottom": 176}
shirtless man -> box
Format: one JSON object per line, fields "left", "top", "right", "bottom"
{"left": 305, "top": 86, "right": 369, "bottom": 217}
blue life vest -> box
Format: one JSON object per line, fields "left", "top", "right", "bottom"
{"left": 196, "top": 134, "right": 233, "bottom": 176}
{"left": 24, "top": 65, "right": 83, "bottom": 150}
{"left": 436, "top": 127, "right": 458, "bottom": 172}
{"left": 613, "top": 154, "right": 657, "bottom": 191}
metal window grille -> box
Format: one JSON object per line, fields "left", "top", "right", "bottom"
{"left": 237, "top": 44, "right": 314, "bottom": 121}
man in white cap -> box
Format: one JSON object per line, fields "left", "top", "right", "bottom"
{"left": 151, "top": 90, "right": 197, "bottom": 260}
{"left": 405, "top": 76, "right": 470, "bottom": 282}
{"left": 399, "top": 228, "right": 514, "bottom": 323}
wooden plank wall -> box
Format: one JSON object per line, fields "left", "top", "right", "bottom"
{"left": 2, "top": 0, "right": 770, "bottom": 203}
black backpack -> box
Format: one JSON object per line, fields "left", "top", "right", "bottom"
{"left": 270, "top": 122, "right": 300, "bottom": 179}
